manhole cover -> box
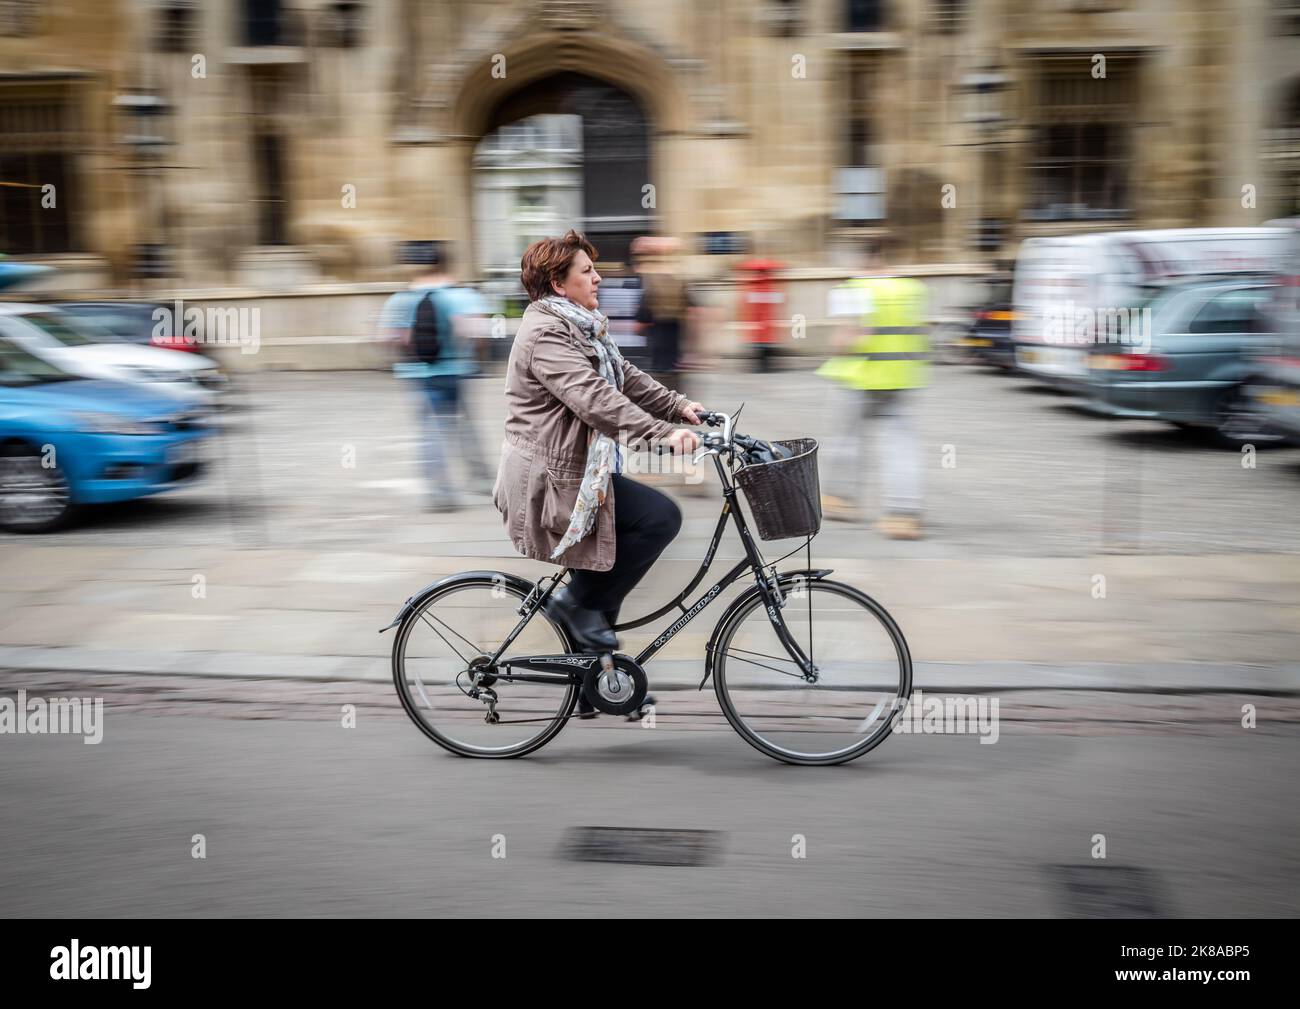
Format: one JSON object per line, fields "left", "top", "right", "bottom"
{"left": 1047, "top": 865, "right": 1167, "bottom": 918}
{"left": 564, "top": 827, "right": 723, "bottom": 867}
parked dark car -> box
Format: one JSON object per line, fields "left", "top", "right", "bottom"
{"left": 960, "top": 275, "right": 1018, "bottom": 370}
{"left": 1249, "top": 219, "right": 1300, "bottom": 444}
{"left": 1082, "top": 276, "right": 1282, "bottom": 447}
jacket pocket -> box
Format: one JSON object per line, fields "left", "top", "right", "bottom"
{"left": 495, "top": 442, "right": 532, "bottom": 545}
{"left": 539, "top": 469, "right": 584, "bottom": 534}
{"left": 491, "top": 465, "right": 504, "bottom": 514}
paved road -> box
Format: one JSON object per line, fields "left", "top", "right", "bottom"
{"left": 1, "top": 682, "right": 1296, "bottom": 917}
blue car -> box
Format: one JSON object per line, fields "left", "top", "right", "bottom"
{"left": 0, "top": 336, "right": 212, "bottom": 532}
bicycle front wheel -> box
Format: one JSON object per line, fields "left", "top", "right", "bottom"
{"left": 392, "top": 574, "right": 579, "bottom": 758}
{"left": 711, "top": 579, "right": 912, "bottom": 765}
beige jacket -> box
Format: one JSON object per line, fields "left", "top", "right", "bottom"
{"left": 492, "top": 300, "right": 688, "bottom": 571}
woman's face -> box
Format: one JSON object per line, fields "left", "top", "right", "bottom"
{"left": 552, "top": 250, "right": 601, "bottom": 311}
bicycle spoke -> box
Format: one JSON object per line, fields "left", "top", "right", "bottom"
{"left": 414, "top": 611, "right": 472, "bottom": 667}
{"left": 724, "top": 644, "right": 802, "bottom": 666}
{"left": 805, "top": 579, "right": 814, "bottom": 669}
{"left": 418, "top": 609, "right": 483, "bottom": 659}
{"left": 804, "top": 542, "right": 814, "bottom": 670}
{"left": 719, "top": 646, "right": 806, "bottom": 679}
{"left": 494, "top": 713, "right": 580, "bottom": 725}
{"left": 733, "top": 707, "right": 873, "bottom": 717}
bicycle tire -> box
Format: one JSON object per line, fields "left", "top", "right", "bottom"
{"left": 711, "top": 578, "right": 913, "bottom": 766}
{"left": 392, "top": 572, "right": 579, "bottom": 759}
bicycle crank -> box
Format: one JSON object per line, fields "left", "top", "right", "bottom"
{"left": 581, "top": 653, "right": 648, "bottom": 716}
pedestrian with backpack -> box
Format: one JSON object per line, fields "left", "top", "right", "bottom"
{"left": 380, "top": 242, "right": 493, "bottom": 512}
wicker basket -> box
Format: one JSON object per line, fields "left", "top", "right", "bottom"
{"left": 734, "top": 437, "right": 822, "bottom": 541}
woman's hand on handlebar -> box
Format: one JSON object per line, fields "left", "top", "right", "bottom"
{"left": 665, "top": 427, "right": 701, "bottom": 456}
{"left": 678, "top": 400, "right": 707, "bottom": 425}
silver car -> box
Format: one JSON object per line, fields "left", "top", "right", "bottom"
{"left": 1082, "top": 276, "right": 1283, "bottom": 447}
{"left": 1249, "top": 219, "right": 1300, "bottom": 444}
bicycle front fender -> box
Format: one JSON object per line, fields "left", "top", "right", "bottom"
{"left": 378, "top": 569, "right": 540, "bottom": 633}
{"left": 699, "top": 568, "right": 835, "bottom": 689}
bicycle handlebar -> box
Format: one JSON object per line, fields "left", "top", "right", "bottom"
{"left": 695, "top": 409, "right": 768, "bottom": 460}
{"left": 696, "top": 410, "right": 732, "bottom": 443}
{"left": 647, "top": 409, "right": 771, "bottom": 462}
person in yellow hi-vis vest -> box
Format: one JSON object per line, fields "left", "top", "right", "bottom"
{"left": 818, "top": 240, "right": 929, "bottom": 540}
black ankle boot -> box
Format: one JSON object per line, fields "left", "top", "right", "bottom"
{"left": 546, "top": 585, "right": 617, "bottom": 652}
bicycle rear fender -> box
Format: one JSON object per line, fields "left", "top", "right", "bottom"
{"left": 379, "top": 569, "right": 540, "bottom": 633}
{"left": 699, "top": 568, "right": 835, "bottom": 689}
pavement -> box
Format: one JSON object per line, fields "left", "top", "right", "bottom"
{"left": 1, "top": 365, "right": 1297, "bottom": 693}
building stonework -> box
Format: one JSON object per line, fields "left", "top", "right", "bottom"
{"left": 1, "top": 0, "right": 1296, "bottom": 294}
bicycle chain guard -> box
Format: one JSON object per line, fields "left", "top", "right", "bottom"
{"left": 582, "top": 653, "right": 648, "bottom": 716}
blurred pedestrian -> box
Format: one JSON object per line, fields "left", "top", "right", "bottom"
{"left": 817, "top": 238, "right": 929, "bottom": 539}
{"left": 634, "top": 236, "right": 694, "bottom": 405}
{"left": 380, "top": 242, "right": 492, "bottom": 512}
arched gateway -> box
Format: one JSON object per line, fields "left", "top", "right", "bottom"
{"left": 442, "top": 28, "right": 690, "bottom": 278}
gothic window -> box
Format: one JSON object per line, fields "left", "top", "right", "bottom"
{"left": 1024, "top": 58, "right": 1138, "bottom": 221}
{"left": 156, "top": 1, "right": 197, "bottom": 52}
{"left": 0, "top": 0, "right": 40, "bottom": 36}
{"left": 835, "top": 62, "right": 885, "bottom": 222}
{"left": 0, "top": 85, "right": 79, "bottom": 254}
{"left": 320, "top": 2, "right": 365, "bottom": 48}
{"left": 845, "top": 0, "right": 886, "bottom": 32}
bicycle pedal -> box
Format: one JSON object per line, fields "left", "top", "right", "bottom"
{"left": 625, "top": 695, "right": 657, "bottom": 722}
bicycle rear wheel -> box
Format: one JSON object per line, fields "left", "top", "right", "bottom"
{"left": 392, "top": 574, "right": 579, "bottom": 758}
{"left": 711, "top": 579, "right": 912, "bottom": 765}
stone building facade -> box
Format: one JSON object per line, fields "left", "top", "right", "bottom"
{"left": 1, "top": 0, "right": 1297, "bottom": 294}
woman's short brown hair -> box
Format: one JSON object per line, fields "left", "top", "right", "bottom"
{"left": 520, "top": 229, "right": 598, "bottom": 302}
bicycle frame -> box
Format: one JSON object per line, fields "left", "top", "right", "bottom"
{"left": 483, "top": 451, "right": 829, "bottom": 688}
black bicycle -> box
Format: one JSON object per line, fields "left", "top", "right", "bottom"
{"left": 383, "top": 409, "right": 913, "bottom": 765}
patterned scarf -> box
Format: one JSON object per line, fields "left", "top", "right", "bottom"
{"left": 537, "top": 295, "right": 625, "bottom": 560}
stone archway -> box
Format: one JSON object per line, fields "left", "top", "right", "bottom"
{"left": 478, "top": 72, "right": 652, "bottom": 271}
{"left": 443, "top": 29, "right": 689, "bottom": 277}
{"left": 449, "top": 30, "right": 688, "bottom": 141}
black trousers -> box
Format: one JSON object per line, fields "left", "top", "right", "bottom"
{"left": 567, "top": 474, "right": 682, "bottom": 627}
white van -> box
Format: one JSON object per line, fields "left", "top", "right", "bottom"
{"left": 1012, "top": 228, "right": 1291, "bottom": 389}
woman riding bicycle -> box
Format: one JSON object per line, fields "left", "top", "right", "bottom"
{"left": 395, "top": 236, "right": 912, "bottom": 760}
{"left": 492, "top": 229, "right": 706, "bottom": 653}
